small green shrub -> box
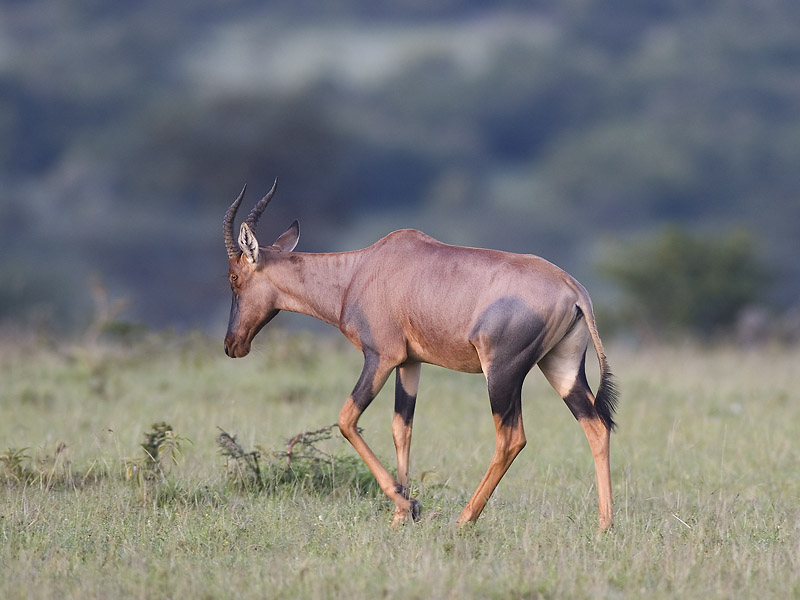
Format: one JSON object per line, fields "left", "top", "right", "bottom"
{"left": 1, "top": 447, "right": 31, "bottom": 483}
{"left": 125, "top": 422, "right": 191, "bottom": 486}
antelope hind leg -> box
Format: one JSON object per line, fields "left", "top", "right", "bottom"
{"left": 391, "top": 362, "right": 422, "bottom": 525}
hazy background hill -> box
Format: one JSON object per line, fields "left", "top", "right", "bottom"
{"left": 1, "top": 0, "right": 798, "bottom": 338}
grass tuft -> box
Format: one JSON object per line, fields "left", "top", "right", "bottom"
{"left": 217, "top": 428, "right": 263, "bottom": 490}
{"left": 217, "top": 424, "right": 380, "bottom": 498}
{"left": 0, "top": 447, "right": 31, "bottom": 483}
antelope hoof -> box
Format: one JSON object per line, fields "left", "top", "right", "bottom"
{"left": 598, "top": 517, "right": 614, "bottom": 532}
{"left": 410, "top": 498, "right": 422, "bottom": 521}
{"left": 391, "top": 498, "right": 422, "bottom": 526}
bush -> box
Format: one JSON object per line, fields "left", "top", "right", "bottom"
{"left": 602, "top": 226, "right": 771, "bottom": 338}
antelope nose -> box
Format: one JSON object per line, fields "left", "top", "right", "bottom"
{"left": 224, "top": 337, "right": 232, "bottom": 357}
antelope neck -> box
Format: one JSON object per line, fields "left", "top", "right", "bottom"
{"left": 267, "top": 250, "right": 365, "bottom": 329}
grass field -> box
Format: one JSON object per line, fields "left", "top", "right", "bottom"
{"left": 1, "top": 330, "right": 799, "bottom": 599}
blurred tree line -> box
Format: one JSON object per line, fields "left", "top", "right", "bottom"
{"left": 0, "top": 0, "right": 798, "bottom": 340}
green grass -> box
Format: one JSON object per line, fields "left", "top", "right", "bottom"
{"left": 2, "top": 331, "right": 799, "bottom": 599}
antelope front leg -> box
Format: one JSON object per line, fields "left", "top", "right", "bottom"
{"left": 338, "top": 353, "right": 414, "bottom": 524}
{"left": 392, "top": 362, "right": 422, "bottom": 524}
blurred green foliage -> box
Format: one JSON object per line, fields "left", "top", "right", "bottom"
{"left": 0, "top": 1, "right": 798, "bottom": 334}
{"left": 603, "top": 227, "right": 770, "bottom": 337}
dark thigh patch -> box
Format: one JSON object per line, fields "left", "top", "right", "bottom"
{"left": 471, "top": 297, "right": 549, "bottom": 426}
{"left": 471, "top": 296, "right": 548, "bottom": 377}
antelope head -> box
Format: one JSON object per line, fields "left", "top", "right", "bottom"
{"left": 223, "top": 179, "right": 300, "bottom": 357}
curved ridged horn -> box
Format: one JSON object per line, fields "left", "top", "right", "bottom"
{"left": 224, "top": 184, "right": 247, "bottom": 258}
{"left": 244, "top": 178, "right": 278, "bottom": 233}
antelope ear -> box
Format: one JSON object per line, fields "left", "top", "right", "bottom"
{"left": 238, "top": 222, "right": 260, "bottom": 263}
{"left": 273, "top": 220, "right": 300, "bottom": 252}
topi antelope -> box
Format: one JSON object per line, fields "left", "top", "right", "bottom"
{"left": 223, "top": 180, "right": 619, "bottom": 530}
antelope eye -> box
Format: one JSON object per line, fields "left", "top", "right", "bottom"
{"left": 230, "top": 274, "right": 238, "bottom": 282}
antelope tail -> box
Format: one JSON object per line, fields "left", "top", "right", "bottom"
{"left": 577, "top": 297, "right": 620, "bottom": 431}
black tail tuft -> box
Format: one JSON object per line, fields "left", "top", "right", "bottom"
{"left": 595, "top": 367, "right": 620, "bottom": 431}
